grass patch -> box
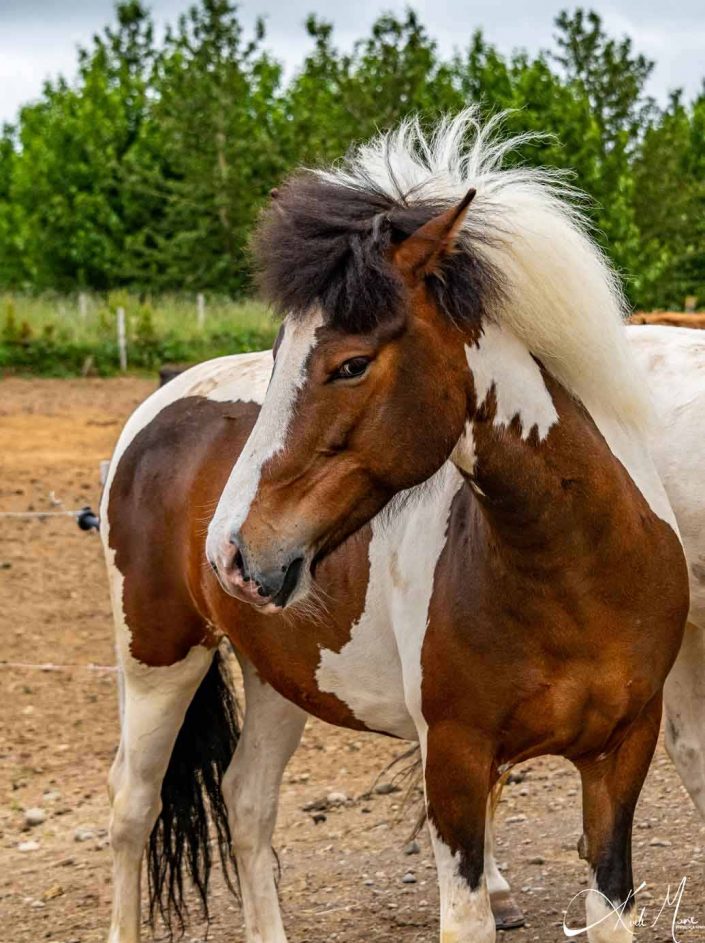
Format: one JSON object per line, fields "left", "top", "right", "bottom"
{"left": 0, "top": 292, "right": 277, "bottom": 377}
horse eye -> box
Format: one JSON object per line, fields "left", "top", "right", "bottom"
{"left": 333, "top": 357, "right": 371, "bottom": 381}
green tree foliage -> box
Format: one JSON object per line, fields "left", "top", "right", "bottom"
{"left": 124, "top": 0, "right": 286, "bottom": 293}
{"left": 0, "top": 1, "right": 154, "bottom": 290}
{"left": 0, "top": 2, "right": 703, "bottom": 308}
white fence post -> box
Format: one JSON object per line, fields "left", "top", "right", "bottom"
{"left": 197, "top": 292, "right": 206, "bottom": 329}
{"left": 78, "top": 292, "right": 88, "bottom": 321}
{"left": 117, "top": 307, "right": 127, "bottom": 371}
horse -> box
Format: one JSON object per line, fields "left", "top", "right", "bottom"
{"left": 484, "top": 323, "right": 705, "bottom": 929}
{"left": 101, "top": 112, "right": 689, "bottom": 943}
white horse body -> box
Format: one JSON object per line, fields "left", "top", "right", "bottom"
{"left": 627, "top": 325, "right": 705, "bottom": 819}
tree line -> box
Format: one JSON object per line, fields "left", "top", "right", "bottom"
{"left": 0, "top": 1, "right": 703, "bottom": 309}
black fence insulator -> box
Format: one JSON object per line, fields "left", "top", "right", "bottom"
{"left": 76, "top": 507, "right": 100, "bottom": 532}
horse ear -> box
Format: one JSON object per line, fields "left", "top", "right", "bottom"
{"left": 392, "top": 187, "right": 476, "bottom": 281}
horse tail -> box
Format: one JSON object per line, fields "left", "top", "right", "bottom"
{"left": 147, "top": 646, "right": 241, "bottom": 936}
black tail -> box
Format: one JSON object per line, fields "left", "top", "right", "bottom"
{"left": 147, "top": 647, "right": 241, "bottom": 936}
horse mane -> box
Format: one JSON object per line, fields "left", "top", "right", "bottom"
{"left": 254, "top": 108, "right": 648, "bottom": 427}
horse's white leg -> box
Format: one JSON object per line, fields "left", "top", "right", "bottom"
{"left": 664, "top": 619, "right": 705, "bottom": 818}
{"left": 222, "top": 656, "right": 307, "bottom": 943}
{"left": 422, "top": 725, "right": 496, "bottom": 943}
{"left": 108, "top": 646, "right": 213, "bottom": 943}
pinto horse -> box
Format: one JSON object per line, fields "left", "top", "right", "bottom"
{"left": 102, "top": 113, "right": 689, "bottom": 943}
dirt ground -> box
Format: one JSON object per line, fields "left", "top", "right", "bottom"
{"left": 1, "top": 377, "right": 704, "bottom": 943}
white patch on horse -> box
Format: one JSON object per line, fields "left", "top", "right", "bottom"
{"left": 429, "top": 821, "right": 495, "bottom": 943}
{"left": 315, "top": 516, "right": 416, "bottom": 740}
{"left": 315, "top": 463, "right": 463, "bottom": 741}
{"left": 628, "top": 324, "right": 705, "bottom": 570}
{"left": 390, "top": 463, "right": 465, "bottom": 735}
{"left": 451, "top": 421, "right": 477, "bottom": 477}
{"left": 206, "top": 314, "right": 322, "bottom": 562}
{"left": 105, "top": 559, "right": 213, "bottom": 943}
{"left": 582, "top": 872, "right": 635, "bottom": 943}
{"left": 465, "top": 321, "right": 558, "bottom": 444}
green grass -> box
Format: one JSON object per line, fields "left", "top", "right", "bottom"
{"left": 0, "top": 292, "right": 277, "bottom": 376}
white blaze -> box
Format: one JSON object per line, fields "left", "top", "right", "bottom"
{"left": 206, "top": 313, "right": 322, "bottom": 562}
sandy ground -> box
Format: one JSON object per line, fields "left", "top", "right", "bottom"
{"left": 0, "top": 376, "right": 704, "bottom": 943}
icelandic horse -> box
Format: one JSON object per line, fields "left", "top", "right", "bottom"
{"left": 102, "top": 113, "right": 689, "bottom": 943}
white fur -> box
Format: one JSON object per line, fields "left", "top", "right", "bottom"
{"left": 315, "top": 513, "right": 417, "bottom": 739}
{"left": 223, "top": 657, "right": 306, "bottom": 943}
{"left": 582, "top": 873, "right": 635, "bottom": 943}
{"left": 429, "top": 821, "right": 496, "bottom": 943}
{"left": 464, "top": 321, "right": 558, "bottom": 441}
{"left": 628, "top": 326, "right": 705, "bottom": 616}
{"left": 206, "top": 316, "right": 321, "bottom": 568}
{"left": 628, "top": 325, "right": 705, "bottom": 819}
{"left": 320, "top": 108, "right": 648, "bottom": 429}
{"left": 106, "top": 553, "right": 213, "bottom": 943}
{"left": 100, "top": 350, "right": 273, "bottom": 555}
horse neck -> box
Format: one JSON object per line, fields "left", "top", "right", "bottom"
{"left": 450, "top": 321, "right": 674, "bottom": 543}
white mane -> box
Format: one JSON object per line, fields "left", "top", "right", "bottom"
{"left": 319, "top": 109, "right": 648, "bottom": 428}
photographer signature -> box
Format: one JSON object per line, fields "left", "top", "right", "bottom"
{"left": 563, "top": 877, "right": 701, "bottom": 941}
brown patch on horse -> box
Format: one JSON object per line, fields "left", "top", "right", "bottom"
{"left": 108, "top": 395, "right": 376, "bottom": 729}
{"left": 108, "top": 397, "right": 260, "bottom": 665}
{"left": 421, "top": 375, "right": 687, "bottom": 768}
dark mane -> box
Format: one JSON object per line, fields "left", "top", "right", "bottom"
{"left": 252, "top": 170, "right": 504, "bottom": 333}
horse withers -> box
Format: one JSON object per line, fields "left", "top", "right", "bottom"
{"left": 102, "top": 112, "right": 689, "bottom": 943}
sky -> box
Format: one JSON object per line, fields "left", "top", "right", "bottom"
{"left": 1, "top": 0, "right": 704, "bottom": 124}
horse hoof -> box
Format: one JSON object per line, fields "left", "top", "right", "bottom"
{"left": 492, "top": 890, "right": 526, "bottom": 931}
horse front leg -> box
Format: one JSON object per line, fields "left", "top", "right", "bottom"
{"left": 575, "top": 695, "right": 662, "bottom": 943}
{"left": 221, "top": 654, "right": 307, "bottom": 943}
{"left": 424, "top": 724, "right": 496, "bottom": 943}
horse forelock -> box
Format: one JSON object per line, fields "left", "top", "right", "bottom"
{"left": 252, "top": 169, "right": 504, "bottom": 335}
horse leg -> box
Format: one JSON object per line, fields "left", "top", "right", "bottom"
{"left": 222, "top": 655, "right": 307, "bottom": 943}
{"left": 423, "top": 725, "right": 496, "bottom": 943}
{"left": 485, "top": 784, "right": 526, "bottom": 930}
{"left": 108, "top": 645, "right": 214, "bottom": 943}
{"left": 664, "top": 620, "right": 705, "bottom": 818}
{"left": 575, "top": 696, "right": 662, "bottom": 943}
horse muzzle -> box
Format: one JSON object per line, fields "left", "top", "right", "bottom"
{"left": 207, "top": 532, "right": 306, "bottom": 613}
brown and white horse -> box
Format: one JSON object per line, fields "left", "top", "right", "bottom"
{"left": 101, "top": 113, "right": 689, "bottom": 943}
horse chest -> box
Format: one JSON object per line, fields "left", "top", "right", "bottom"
{"left": 315, "top": 465, "right": 465, "bottom": 740}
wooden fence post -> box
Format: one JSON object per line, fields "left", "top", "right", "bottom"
{"left": 117, "top": 307, "right": 127, "bottom": 371}
{"left": 197, "top": 292, "right": 206, "bottom": 329}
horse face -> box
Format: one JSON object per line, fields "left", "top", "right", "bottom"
{"left": 206, "top": 196, "right": 475, "bottom": 612}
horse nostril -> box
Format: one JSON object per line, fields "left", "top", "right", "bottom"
{"left": 234, "top": 548, "right": 244, "bottom": 574}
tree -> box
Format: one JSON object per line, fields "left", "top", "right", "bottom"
{"left": 1, "top": 2, "right": 155, "bottom": 289}
{"left": 285, "top": 11, "right": 463, "bottom": 166}
{"left": 125, "top": 0, "right": 285, "bottom": 292}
